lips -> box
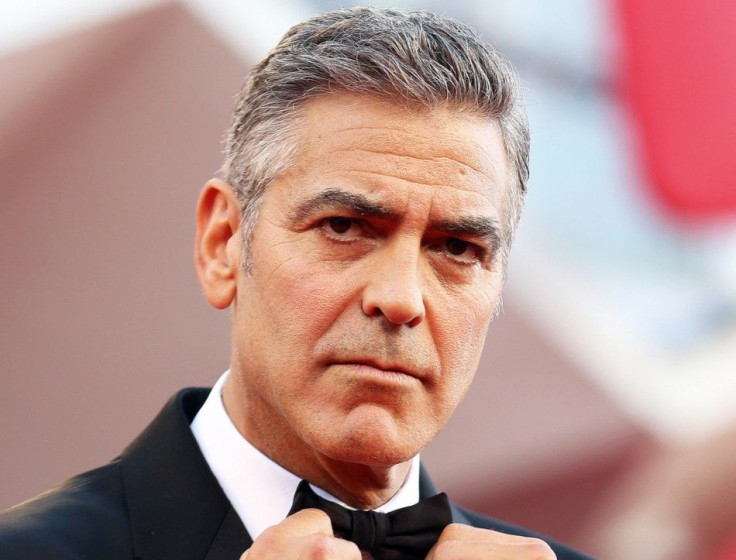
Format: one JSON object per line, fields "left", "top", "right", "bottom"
{"left": 330, "top": 358, "right": 425, "bottom": 381}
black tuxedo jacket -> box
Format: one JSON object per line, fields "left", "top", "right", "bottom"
{"left": 0, "top": 388, "right": 593, "bottom": 560}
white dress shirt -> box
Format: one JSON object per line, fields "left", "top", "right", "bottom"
{"left": 190, "top": 371, "right": 421, "bottom": 541}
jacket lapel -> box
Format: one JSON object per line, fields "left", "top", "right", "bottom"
{"left": 120, "top": 388, "right": 252, "bottom": 560}
{"left": 204, "top": 507, "right": 254, "bottom": 560}
{"left": 417, "top": 463, "right": 470, "bottom": 524}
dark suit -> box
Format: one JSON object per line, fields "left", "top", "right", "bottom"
{"left": 0, "top": 388, "right": 593, "bottom": 559}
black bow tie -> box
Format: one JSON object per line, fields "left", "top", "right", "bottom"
{"left": 288, "top": 480, "right": 453, "bottom": 560}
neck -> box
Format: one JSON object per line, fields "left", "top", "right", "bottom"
{"left": 298, "top": 458, "right": 412, "bottom": 510}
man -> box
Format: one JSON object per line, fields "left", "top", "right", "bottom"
{"left": 0, "top": 7, "right": 592, "bottom": 560}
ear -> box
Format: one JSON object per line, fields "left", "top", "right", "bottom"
{"left": 194, "top": 179, "right": 242, "bottom": 309}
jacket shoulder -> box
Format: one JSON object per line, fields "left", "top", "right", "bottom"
{"left": 0, "top": 461, "right": 132, "bottom": 560}
{"left": 454, "top": 504, "right": 596, "bottom": 560}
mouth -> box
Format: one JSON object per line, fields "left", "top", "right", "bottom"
{"left": 330, "top": 359, "right": 424, "bottom": 383}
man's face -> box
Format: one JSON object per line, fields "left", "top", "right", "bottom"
{"left": 227, "top": 93, "right": 511, "bottom": 470}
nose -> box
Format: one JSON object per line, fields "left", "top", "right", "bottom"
{"left": 361, "top": 243, "right": 425, "bottom": 327}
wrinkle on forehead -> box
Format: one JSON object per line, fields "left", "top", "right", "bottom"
{"left": 316, "top": 124, "right": 505, "bottom": 182}
{"left": 334, "top": 169, "right": 491, "bottom": 195}
{"left": 301, "top": 137, "right": 503, "bottom": 197}
{"left": 311, "top": 143, "right": 500, "bottom": 197}
{"left": 336, "top": 147, "right": 489, "bottom": 180}
{"left": 297, "top": 94, "right": 508, "bottom": 179}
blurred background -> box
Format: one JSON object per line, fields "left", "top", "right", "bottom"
{"left": 1, "top": 1, "right": 735, "bottom": 559}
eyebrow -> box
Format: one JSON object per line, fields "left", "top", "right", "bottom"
{"left": 290, "top": 187, "right": 501, "bottom": 249}
{"left": 289, "top": 188, "right": 397, "bottom": 222}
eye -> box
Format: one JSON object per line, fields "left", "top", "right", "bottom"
{"left": 327, "top": 217, "right": 352, "bottom": 234}
{"left": 439, "top": 238, "right": 484, "bottom": 264}
{"left": 320, "top": 217, "right": 364, "bottom": 240}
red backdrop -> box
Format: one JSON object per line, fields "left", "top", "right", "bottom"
{"left": 616, "top": 0, "right": 736, "bottom": 220}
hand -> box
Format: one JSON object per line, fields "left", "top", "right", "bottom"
{"left": 426, "top": 524, "right": 556, "bottom": 559}
{"left": 240, "top": 509, "right": 362, "bottom": 560}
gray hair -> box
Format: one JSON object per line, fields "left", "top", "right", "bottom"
{"left": 221, "top": 7, "right": 529, "bottom": 270}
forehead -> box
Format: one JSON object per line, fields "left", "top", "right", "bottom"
{"left": 277, "top": 93, "right": 510, "bottom": 220}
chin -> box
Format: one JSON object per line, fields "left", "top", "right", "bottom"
{"left": 310, "top": 412, "right": 430, "bottom": 467}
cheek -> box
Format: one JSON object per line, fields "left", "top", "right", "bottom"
{"left": 432, "top": 286, "right": 498, "bottom": 399}
{"left": 261, "top": 253, "right": 359, "bottom": 344}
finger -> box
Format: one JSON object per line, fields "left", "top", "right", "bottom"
{"left": 428, "top": 525, "right": 556, "bottom": 560}
{"left": 438, "top": 523, "right": 529, "bottom": 544}
{"left": 297, "top": 532, "right": 362, "bottom": 559}
{"left": 245, "top": 530, "right": 361, "bottom": 560}
{"left": 245, "top": 509, "right": 362, "bottom": 560}
{"left": 278, "top": 507, "right": 335, "bottom": 537}
{"left": 428, "top": 538, "right": 556, "bottom": 560}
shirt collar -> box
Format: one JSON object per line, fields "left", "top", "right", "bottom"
{"left": 190, "top": 371, "right": 420, "bottom": 540}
